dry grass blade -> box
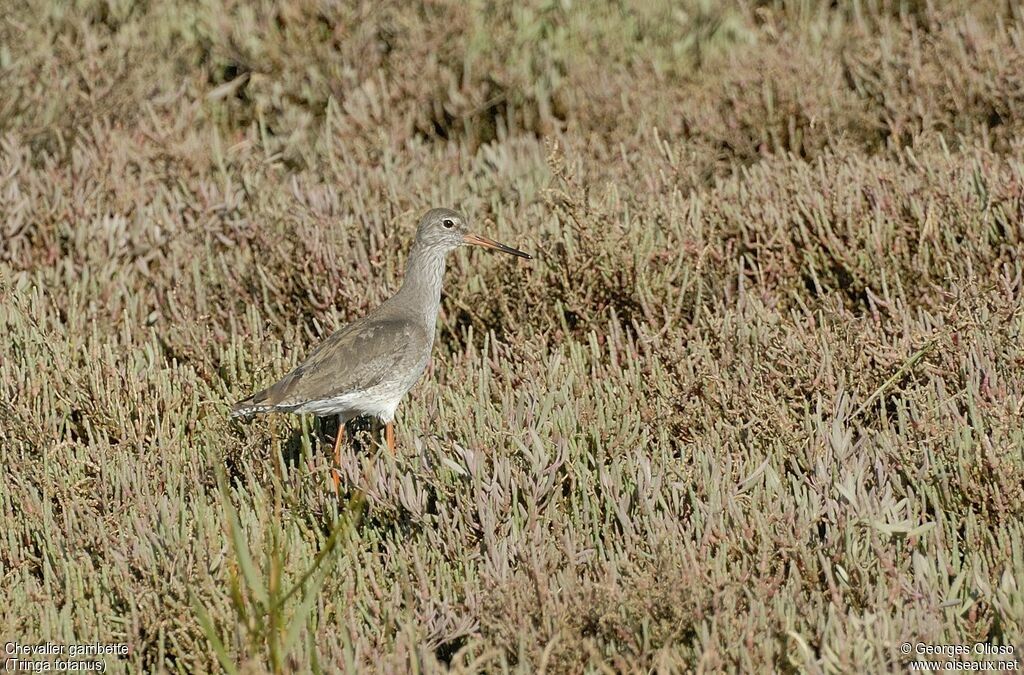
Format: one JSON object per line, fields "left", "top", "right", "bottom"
{"left": 851, "top": 338, "right": 939, "bottom": 420}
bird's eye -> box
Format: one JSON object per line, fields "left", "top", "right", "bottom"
{"left": 442, "top": 218, "right": 455, "bottom": 229}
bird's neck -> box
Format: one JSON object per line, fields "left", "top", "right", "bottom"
{"left": 395, "top": 244, "right": 447, "bottom": 327}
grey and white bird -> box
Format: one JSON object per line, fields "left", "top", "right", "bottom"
{"left": 231, "top": 208, "right": 531, "bottom": 489}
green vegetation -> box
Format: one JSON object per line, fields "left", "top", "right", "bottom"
{"left": 2, "top": 0, "right": 1023, "bottom": 671}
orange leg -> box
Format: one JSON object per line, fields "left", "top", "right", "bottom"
{"left": 385, "top": 422, "right": 395, "bottom": 453}
{"left": 331, "top": 419, "right": 345, "bottom": 494}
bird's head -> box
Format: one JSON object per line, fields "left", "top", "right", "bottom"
{"left": 414, "top": 208, "right": 531, "bottom": 259}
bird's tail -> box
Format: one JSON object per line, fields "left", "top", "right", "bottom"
{"left": 230, "top": 394, "right": 272, "bottom": 419}
{"left": 230, "top": 398, "right": 252, "bottom": 418}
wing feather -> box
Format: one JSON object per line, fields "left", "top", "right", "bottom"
{"left": 231, "top": 316, "right": 427, "bottom": 416}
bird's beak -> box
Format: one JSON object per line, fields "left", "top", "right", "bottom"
{"left": 463, "top": 232, "right": 532, "bottom": 259}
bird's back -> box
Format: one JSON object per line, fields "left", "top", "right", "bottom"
{"left": 231, "top": 307, "right": 433, "bottom": 418}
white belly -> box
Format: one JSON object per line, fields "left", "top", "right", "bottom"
{"left": 294, "top": 389, "right": 403, "bottom": 422}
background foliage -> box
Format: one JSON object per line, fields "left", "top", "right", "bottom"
{"left": 2, "top": 0, "right": 1023, "bottom": 672}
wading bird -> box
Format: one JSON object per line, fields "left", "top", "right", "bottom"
{"left": 231, "top": 208, "right": 531, "bottom": 490}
